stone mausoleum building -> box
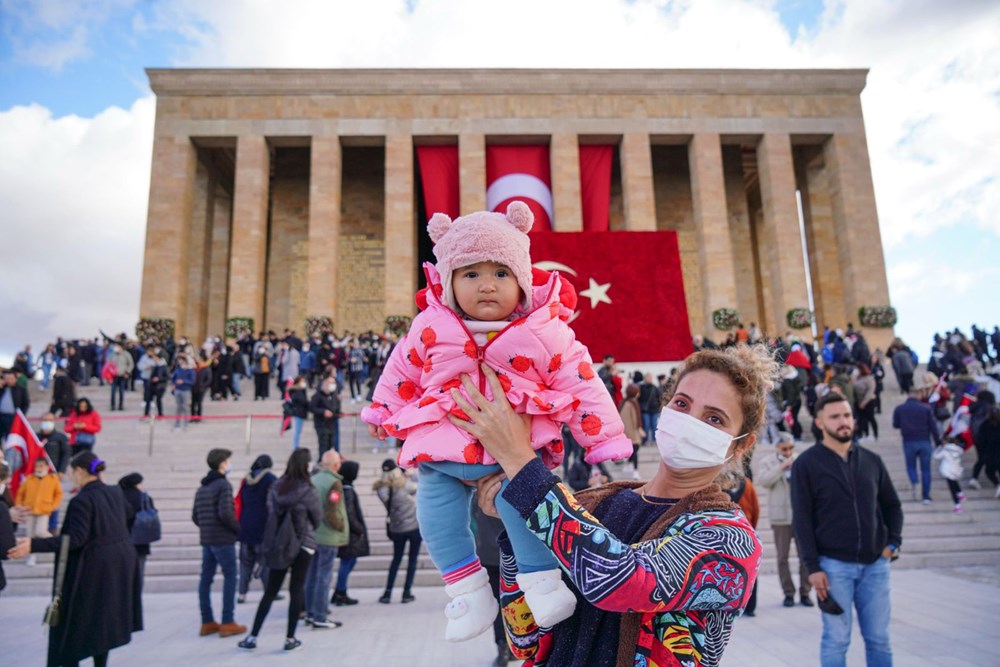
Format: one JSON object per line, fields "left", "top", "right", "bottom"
{"left": 139, "top": 69, "right": 895, "bottom": 357}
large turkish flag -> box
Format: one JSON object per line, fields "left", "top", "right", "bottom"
{"left": 530, "top": 231, "right": 692, "bottom": 362}
{"left": 486, "top": 145, "right": 553, "bottom": 231}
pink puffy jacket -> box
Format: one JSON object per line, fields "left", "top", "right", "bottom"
{"left": 361, "top": 264, "right": 633, "bottom": 470}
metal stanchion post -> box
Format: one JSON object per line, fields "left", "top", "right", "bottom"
{"left": 245, "top": 414, "right": 253, "bottom": 455}
{"left": 351, "top": 415, "right": 357, "bottom": 454}
{"left": 147, "top": 415, "right": 155, "bottom": 457}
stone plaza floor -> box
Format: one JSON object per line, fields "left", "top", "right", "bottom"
{"left": 1, "top": 566, "right": 998, "bottom": 666}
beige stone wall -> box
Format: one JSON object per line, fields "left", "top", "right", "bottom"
{"left": 338, "top": 147, "right": 386, "bottom": 332}
{"left": 183, "top": 160, "right": 213, "bottom": 340}
{"left": 723, "top": 146, "right": 761, "bottom": 330}
{"left": 205, "top": 187, "right": 232, "bottom": 338}
{"left": 227, "top": 136, "right": 270, "bottom": 329}
{"left": 652, "top": 146, "right": 700, "bottom": 333}
{"left": 266, "top": 149, "right": 310, "bottom": 333}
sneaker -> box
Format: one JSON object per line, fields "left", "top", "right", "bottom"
{"left": 910, "top": 487, "right": 918, "bottom": 502}
{"left": 967, "top": 478, "right": 981, "bottom": 490}
{"left": 332, "top": 592, "right": 359, "bottom": 606}
{"left": 401, "top": 591, "right": 415, "bottom": 604}
{"left": 284, "top": 638, "right": 303, "bottom": 651}
{"left": 237, "top": 636, "right": 257, "bottom": 650}
{"left": 743, "top": 610, "right": 756, "bottom": 617}
{"left": 783, "top": 595, "right": 795, "bottom": 607}
{"left": 922, "top": 498, "right": 932, "bottom": 505}
{"left": 957, "top": 492, "right": 966, "bottom": 503}
{"left": 800, "top": 596, "right": 814, "bottom": 607}
{"left": 199, "top": 622, "right": 221, "bottom": 636}
{"left": 954, "top": 504, "right": 963, "bottom": 514}
{"left": 379, "top": 592, "right": 392, "bottom": 604}
{"left": 310, "top": 619, "right": 342, "bottom": 630}
{"left": 218, "top": 622, "right": 247, "bottom": 637}
{"left": 237, "top": 595, "right": 246, "bottom": 604}
{"left": 303, "top": 615, "right": 313, "bottom": 626}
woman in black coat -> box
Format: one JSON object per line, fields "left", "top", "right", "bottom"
{"left": 8, "top": 451, "right": 142, "bottom": 666}
{"left": 331, "top": 460, "right": 369, "bottom": 605}
{"left": 119, "top": 472, "right": 155, "bottom": 595}
{"left": 0, "top": 464, "right": 16, "bottom": 595}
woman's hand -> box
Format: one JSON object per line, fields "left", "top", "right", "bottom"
{"left": 447, "top": 365, "right": 535, "bottom": 479}
{"left": 367, "top": 423, "right": 387, "bottom": 440}
{"left": 7, "top": 537, "right": 30, "bottom": 560}
{"left": 474, "top": 470, "right": 506, "bottom": 519}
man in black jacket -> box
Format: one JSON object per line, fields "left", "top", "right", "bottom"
{"left": 310, "top": 378, "right": 341, "bottom": 456}
{"left": 192, "top": 448, "right": 246, "bottom": 638}
{"left": 792, "top": 393, "right": 902, "bottom": 667}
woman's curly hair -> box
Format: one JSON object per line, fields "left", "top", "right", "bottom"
{"left": 663, "top": 344, "right": 781, "bottom": 436}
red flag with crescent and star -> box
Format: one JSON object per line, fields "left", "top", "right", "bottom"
{"left": 486, "top": 145, "right": 553, "bottom": 232}
{"left": 5, "top": 410, "right": 54, "bottom": 498}
{"left": 530, "top": 231, "right": 692, "bottom": 362}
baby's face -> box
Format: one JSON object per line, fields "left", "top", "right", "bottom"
{"left": 452, "top": 261, "right": 521, "bottom": 321}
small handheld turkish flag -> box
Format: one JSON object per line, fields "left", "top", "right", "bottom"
{"left": 5, "top": 410, "right": 54, "bottom": 498}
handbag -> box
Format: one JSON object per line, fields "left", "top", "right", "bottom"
{"left": 131, "top": 492, "right": 161, "bottom": 545}
{"left": 43, "top": 535, "right": 71, "bottom": 627}
{"left": 75, "top": 432, "right": 96, "bottom": 447}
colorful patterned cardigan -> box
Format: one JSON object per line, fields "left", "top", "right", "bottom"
{"left": 499, "top": 462, "right": 762, "bottom": 667}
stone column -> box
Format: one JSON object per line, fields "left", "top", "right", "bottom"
{"left": 620, "top": 133, "right": 656, "bottom": 231}
{"left": 184, "top": 161, "right": 214, "bottom": 342}
{"left": 206, "top": 188, "right": 232, "bottom": 338}
{"left": 385, "top": 134, "right": 416, "bottom": 318}
{"left": 227, "top": 135, "right": 270, "bottom": 331}
{"left": 140, "top": 135, "right": 197, "bottom": 335}
{"left": 459, "top": 133, "right": 486, "bottom": 213}
{"left": 797, "top": 151, "right": 847, "bottom": 334}
{"left": 723, "top": 146, "right": 761, "bottom": 327}
{"left": 756, "top": 133, "right": 810, "bottom": 336}
{"left": 307, "top": 136, "right": 342, "bottom": 321}
{"left": 689, "top": 134, "right": 739, "bottom": 337}
{"left": 823, "top": 129, "right": 894, "bottom": 348}
{"left": 551, "top": 133, "right": 582, "bottom": 231}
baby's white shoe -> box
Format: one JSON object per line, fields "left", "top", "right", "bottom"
{"left": 517, "top": 569, "right": 577, "bottom": 628}
{"left": 443, "top": 568, "right": 498, "bottom": 642}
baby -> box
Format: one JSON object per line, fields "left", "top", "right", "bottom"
{"left": 362, "top": 201, "right": 632, "bottom": 641}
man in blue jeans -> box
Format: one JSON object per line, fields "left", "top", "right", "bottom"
{"left": 792, "top": 393, "right": 904, "bottom": 667}
{"left": 192, "top": 448, "right": 246, "bottom": 638}
{"left": 892, "top": 387, "right": 941, "bottom": 502}
{"left": 304, "top": 450, "right": 348, "bottom": 628}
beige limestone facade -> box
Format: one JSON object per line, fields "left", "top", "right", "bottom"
{"left": 139, "top": 68, "right": 895, "bottom": 355}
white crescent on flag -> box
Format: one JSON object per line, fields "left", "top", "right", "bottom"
{"left": 486, "top": 174, "right": 554, "bottom": 223}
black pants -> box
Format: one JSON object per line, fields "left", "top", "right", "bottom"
{"left": 143, "top": 382, "right": 163, "bottom": 417}
{"left": 385, "top": 529, "right": 421, "bottom": 594}
{"left": 250, "top": 549, "right": 312, "bottom": 639}
{"left": 858, "top": 402, "right": 878, "bottom": 439}
{"left": 68, "top": 652, "right": 108, "bottom": 667}
{"left": 347, "top": 371, "right": 362, "bottom": 399}
{"left": 946, "top": 479, "right": 962, "bottom": 504}
{"left": 254, "top": 373, "right": 270, "bottom": 399}
{"left": 485, "top": 564, "right": 504, "bottom": 644}
{"left": 191, "top": 390, "right": 205, "bottom": 420}
{"left": 983, "top": 463, "right": 1000, "bottom": 486}
{"left": 315, "top": 423, "right": 338, "bottom": 455}
{"left": 239, "top": 542, "right": 269, "bottom": 596}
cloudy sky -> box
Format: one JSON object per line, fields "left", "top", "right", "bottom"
{"left": 1, "top": 0, "right": 998, "bottom": 364}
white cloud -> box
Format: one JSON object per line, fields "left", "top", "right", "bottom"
{"left": 0, "top": 96, "right": 154, "bottom": 356}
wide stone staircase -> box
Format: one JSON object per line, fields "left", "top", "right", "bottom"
{"left": 6, "top": 369, "right": 999, "bottom": 596}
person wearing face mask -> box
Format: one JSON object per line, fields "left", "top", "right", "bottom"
{"left": 14, "top": 458, "right": 62, "bottom": 566}
{"left": 287, "top": 375, "right": 310, "bottom": 450}
{"left": 792, "top": 393, "right": 903, "bottom": 667}
{"left": 755, "top": 432, "right": 813, "bottom": 608}
{"left": 7, "top": 450, "right": 143, "bottom": 667}
{"left": 309, "top": 378, "right": 341, "bottom": 456}
{"left": 459, "top": 346, "right": 772, "bottom": 667}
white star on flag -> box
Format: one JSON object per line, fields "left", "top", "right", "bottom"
{"left": 580, "top": 277, "right": 612, "bottom": 309}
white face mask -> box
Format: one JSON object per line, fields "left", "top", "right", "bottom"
{"left": 41, "top": 421, "right": 55, "bottom": 433}
{"left": 655, "top": 407, "right": 747, "bottom": 469}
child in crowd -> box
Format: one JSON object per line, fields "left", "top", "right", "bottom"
{"left": 934, "top": 438, "right": 966, "bottom": 513}
{"left": 15, "top": 458, "right": 62, "bottom": 565}
{"left": 362, "top": 202, "right": 631, "bottom": 641}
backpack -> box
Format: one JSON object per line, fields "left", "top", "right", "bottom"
{"left": 131, "top": 492, "right": 161, "bottom": 545}
{"left": 261, "top": 505, "right": 301, "bottom": 570}
{"left": 258, "top": 354, "right": 270, "bottom": 374}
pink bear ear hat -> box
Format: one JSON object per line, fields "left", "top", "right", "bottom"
{"left": 428, "top": 201, "right": 535, "bottom": 313}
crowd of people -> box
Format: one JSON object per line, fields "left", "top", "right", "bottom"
{"left": 2, "top": 191, "right": 998, "bottom": 667}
